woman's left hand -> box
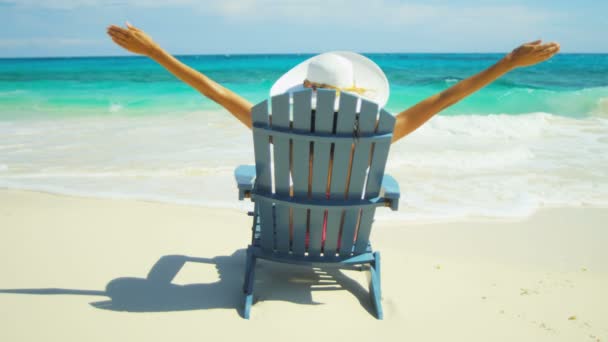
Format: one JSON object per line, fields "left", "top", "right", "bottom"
{"left": 107, "top": 22, "right": 160, "bottom": 57}
{"left": 503, "top": 40, "right": 560, "bottom": 69}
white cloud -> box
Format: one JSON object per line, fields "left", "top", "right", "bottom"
{"left": 202, "top": 1, "right": 553, "bottom": 35}
{"left": 3, "top": 0, "right": 556, "bottom": 38}
{"left": 2, "top": 0, "right": 199, "bottom": 9}
{"left": 0, "top": 38, "right": 103, "bottom": 48}
{"left": 4, "top": 0, "right": 553, "bottom": 25}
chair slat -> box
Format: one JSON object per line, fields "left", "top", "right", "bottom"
{"left": 355, "top": 109, "right": 396, "bottom": 253}
{"left": 346, "top": 100, "right": 378, "bottom": 200}
{"left": 272, "top": 93, "right": 291, "bottom": 194}
{"left": 339, "top": 208, "right": 359, "bottom": 257}
{"left": 308, "top": 210, "right": 324, "bottom": 256}
{"left": 329, "top": 93, "right": 358, "bottom": 195}
{"left": 291, "top": 90, "right": 313, "bottom": 256}
{"left": 358, "top": 100, "right": 379, "bottom": 136}
{"left": 323, "top": 213, "right": 342, "bottom": 256}
{"left": 339, "top": 99, "right": 378, "bottom": 256}
{"left": 325, "top": 93, "right": 358, "bottom": 255}
{"left": 292, "top": 208, "right": 307, "bottom": 256}
{"left": 364, "top": 109, "right": 395, "bottom": 198}
{"left": 376, "top": 108, "right": 396, "bottom": 134}
{"left": 292, "top": 90, "right": 312, "bottom": 197}
{"left": 252, "top": 100, "right": 275, "bottom": 251}
{"left": 293, "top": 90, "right": 313, "bottom": 133}
{"left": 313, "top": 89, "right": 335, "bottom": 133}
{"left": 271, "top": 93, "right": 291, "bottom": 253}
{"left": 252, "top": 100, "right": 272, "bottom": 193}
{"left": 310, "top": 90, "right": 334, "bottom": 197}
{"left": 309, "top": 90, "right": 335, "bottom": 256}
{"left": 354, "top": 207, "right": 376, "bottom": 253}
{"left": 258, "top": 203, "right": 275, "bottom": 251}
{"left": 275, "top": 207, "right": 290, "bottom": 253}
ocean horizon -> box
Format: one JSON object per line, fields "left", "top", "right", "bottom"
{"left": 2, "top": 51, "right": 606, "bottom": 59}
{"left": 1, "top": 53, "right": 607, "bottom": 222}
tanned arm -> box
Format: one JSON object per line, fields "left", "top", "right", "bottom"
{"left": 392, "top": 40, "right": 560, "bottom": 143}
{"left": 107, "top": 23, "right": 253, "bottom": 128}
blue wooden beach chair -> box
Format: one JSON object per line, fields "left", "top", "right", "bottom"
{"left": 234, "top": 89, "right": 400, "bottom": 319}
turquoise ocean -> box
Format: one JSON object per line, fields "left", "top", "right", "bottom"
{"left": 1, "top": 53, "right": 607, "bottom": 221}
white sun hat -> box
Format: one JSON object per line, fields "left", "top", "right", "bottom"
{"left": 270, "top": 51, "right": 389, "bottom": 108}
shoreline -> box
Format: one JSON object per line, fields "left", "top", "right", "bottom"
{"left": 1, "top": 189, "right": 607, "bottom": 341}
{"left": 1, "top": 187, "right": 607, "bottom": 225}
{"left": 2, "top": 112, "right": 607, "bottom": 226}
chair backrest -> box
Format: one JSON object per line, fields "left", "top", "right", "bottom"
{"left": 251, "top": 89, "right": 395, "bottom": 259}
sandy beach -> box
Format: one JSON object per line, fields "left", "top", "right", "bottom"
{"left": 0, "top": 189, "right": 606, "bottom": 341}
{"left": 1, "top": 0, "right": 607, "bottom": 340}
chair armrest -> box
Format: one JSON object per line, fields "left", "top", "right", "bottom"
{"left": 235, "top": 165, "right": 256, "bottom": 200}
{"left": 381, "top": 174, "right": 400, "bottom": 211}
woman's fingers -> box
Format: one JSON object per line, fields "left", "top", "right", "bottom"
{"left": 108, "top": 25, "right": 139, "bottom": 40}
{"left": 541, "top": 44, "right": 558, "bottom": 51}
{"left": 549, "top": 43, "right": 560, "bottom": 52}
{"left": 532, "top": 43, "right": 559, "bottom": 58}
{"left": 527, "top": 39, "right": 542, "bottom": 45}
{"left": 107, "top": 27, "right": 129, "bottom": 40}
{"left": 537, "top": 47, "right": 559, "bottom": 59}
{"left": 539, "top": 50, "right": 558, "bottom": 58}
{"left": 126, "top": 22, "right": 144, "bottom": 34}
{"left": 108, "top": 31, "right": 129, "bottom": 42}
{"left": 543, "top": 42, "right": 560, "bottom": 50}
{"left": 109, "top": 32, "right": 126, "bottom": 42}
{"left": 126, "top": 22, "right": 139, "bottom": 31}
{"left": 111, "top": 36, "right": 128, "bottom": 47}
{"left": 541, "top": 45, "right": 559, "bottom": 55}
{"left": 538, "top": 51, "right": 554, "bottom": 58}
{"left": 108, "top": 26, "right": 129, "bottom": 36}
{"left": 111, "top": 39, "right": 128, "bottom": 51}
{"left": 108, "top": 25, "right": 128, "bottom": 33}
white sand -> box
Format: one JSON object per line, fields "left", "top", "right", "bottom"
{"left": 1, "top": 189, "right": 607, "bottom": 341}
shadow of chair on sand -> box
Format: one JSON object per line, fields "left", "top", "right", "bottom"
{"left": 0, "top": 249, "right": 376, "bottom": 317}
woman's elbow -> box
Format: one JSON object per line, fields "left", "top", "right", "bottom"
{"left": 437, "top": 91, "right": 459, "bottom": 110}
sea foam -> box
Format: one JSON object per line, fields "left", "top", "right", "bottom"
{"left": 0, "top": 111, "right": 607, "bottom": 223}
{"left": 383, "top": 113, "right": 608, "bottom": 221}
{"left": 593, "top": 97, "right": 608, "bottom": 117}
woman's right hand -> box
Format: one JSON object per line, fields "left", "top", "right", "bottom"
{"left": 107, "top": 22, "right": 161, "bottom": 57}
{"left": 503, "top": 40, "right": 560, "bottom": 69}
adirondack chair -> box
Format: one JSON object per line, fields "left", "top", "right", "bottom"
{"left": 234, "top": 89, "right": 400, "bottom": 319}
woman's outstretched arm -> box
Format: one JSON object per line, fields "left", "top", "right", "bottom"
{"left": 391, "top": 40, "right": 560, "bottom": 143}
{"left": 107, "top": 23, "right": 253, "bottom": 128}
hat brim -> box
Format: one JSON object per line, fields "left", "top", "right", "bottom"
{"left": 270, "top": 51, "right": 389, "bottom": 108}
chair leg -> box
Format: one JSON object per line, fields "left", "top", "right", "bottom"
{"left": 244, "top": 293, "right": 254, "bottom": 319}
{"left": 243, "top": 249, "right": 252, "bottom": 293}
{"left": 242, "top": 248, "right": 257, "bottom": 319}
{"left": 374, "top": 251, "right": 381, "bottom": 297}
{"left": 369, "top": 251, "right": 383, "bottom": 319}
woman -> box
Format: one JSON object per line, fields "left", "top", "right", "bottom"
{"left": 106, "top": 23, "right": 559, "bottom": 143}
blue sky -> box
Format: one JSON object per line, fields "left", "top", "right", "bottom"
{"left": 0, "top": 0, "right": 606, "bottom": 57}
